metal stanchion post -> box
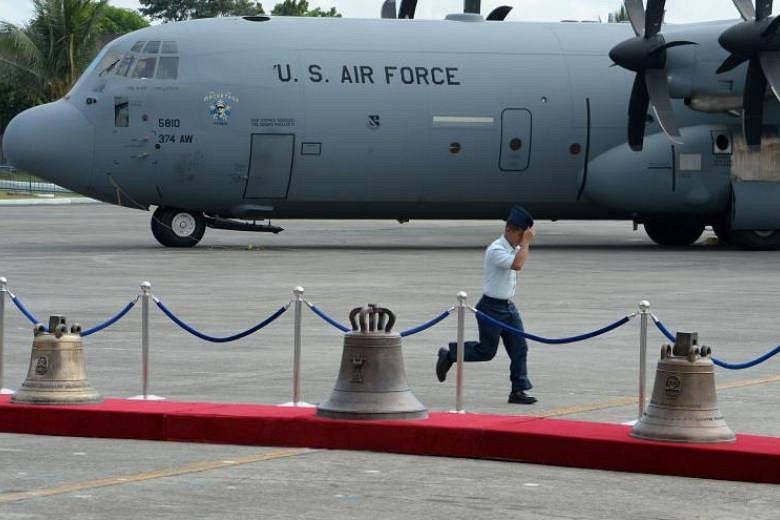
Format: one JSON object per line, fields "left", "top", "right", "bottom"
{"left": 281, "top": 287, "right": 313, "bottom": 407}
{"left": 129, "top": 282, "right": 164, "bottom": 400}
{"left": 638, "top": 300, "right": 650, "bottom": 420}
{"left": 454, "top": 291, "right": 467, "bottom": 413}
{"left": 293, "top": 286, "right": 303, "bottom": 404}
{"left": 0, "top": 277, "right": 13, "bottom": 394}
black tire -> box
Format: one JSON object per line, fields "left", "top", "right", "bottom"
{"left": 725, "top": 229, "right": 780, "bottom": 251}
{"left": 713, "top": 210, "right": 780, "bottom": 250}
{"left": 644, "top": 220, "right": 705, "bottom": 247}
{"left": 150, "top": 207, "right": 205, "bottom": 247}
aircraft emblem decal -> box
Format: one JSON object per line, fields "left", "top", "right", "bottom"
{"left": 368, "top": 115, "right": 381, "bottom": 129}
{"left": 204, "top": 91, "right": 239, "bottom": 125}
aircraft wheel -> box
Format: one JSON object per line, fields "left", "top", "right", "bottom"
{"left": 151, "top": 207, "right": 205, "bottom": 247}
{"left": 724, "top": 229, "right": 780, "bottom": 251}
{"left": 644, "top": 220, "right": 705, "bottom": 247}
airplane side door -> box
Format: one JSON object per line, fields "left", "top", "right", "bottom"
{"left": 244, "top": 133, "right": 295, "bottom": 199}
{"left": 499, "top": 108, "right": 532, "bottom": 172}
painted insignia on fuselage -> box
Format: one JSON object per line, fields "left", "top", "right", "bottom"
{"left": 204, "top": 91, "right": 239, "bottom": 125}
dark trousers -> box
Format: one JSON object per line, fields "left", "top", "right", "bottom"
{"left": 447, "top": 295, "right": 532, "bottom": 392}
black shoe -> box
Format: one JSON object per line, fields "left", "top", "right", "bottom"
{"left": 436, "top": 348, "right": 453, "bottom": 382}
{"left": 508, "top": 390, "right": 537, "bottom": 404}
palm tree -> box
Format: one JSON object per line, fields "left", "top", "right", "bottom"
{"left": 0, "top": 0, "right": 108, "bottom": 104}
{"left": 610, "top": 5, "right": 630, "bottom": 23}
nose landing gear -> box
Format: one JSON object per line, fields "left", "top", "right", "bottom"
{"left": 151, "top": 207, "right": 206, "bottom": 247}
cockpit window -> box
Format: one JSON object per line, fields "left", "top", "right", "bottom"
{"left": 143, "top": 41, "right": 161, "bottom": 54}
{"left": 156, "top": 57, "right": 179, "bottom": 80}
{"left": 131, "top": 57, "right": 157, "bottom": 79}
{"left": 96, "top": 52, "right": 121, "bottom": 77}
{"left": 116, "top": 55, "right": 135, "bottom": 77}
{"left": 114, "top": 41, "right": 179, "bottom": 80}
{"left": 161, "top": 41, "right": 178, "bottom": 54}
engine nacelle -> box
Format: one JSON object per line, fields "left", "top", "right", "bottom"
{"left": 662, "top": 22, "right": 747, "bottom": 101}
{"left": 582, "top": 125, "right": 733, "bottom": 217}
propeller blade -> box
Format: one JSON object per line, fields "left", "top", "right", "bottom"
{"left": 646, "top": 68, "right": 683, "bottom": 142}
{"left": 732, "top": 0, "right": 756, "bottom": 20}
{"left": 398, "top": 0, "right": 417, "bottom": 19}
{"left": 756, "top": 0, "right": 773, "bottom": 20}
{"left": 649, "top": 40, "right": 697, "bottom": 56}
{"left": 487, "top": 5, "right": 512, "bottom": 21}
{"left": 381, "top": 0, "right": 397, "bottom": 19}
{"left": 760, "top": 51, "right": 780, "bottom": 101}
{"left": 645, "top": 0, "right": 667, "bottom": 38}
{"left": 762, "top": 15, "right": 780, "bottom": 37}
{"left": 717, "top": 53, "right": 749, "bottom": 73}
{"left": 628, "top": 72, "right": 651, "bottom": 151}
{"left": 623, "top": 0, "right": 645, "bottom": 36}
{"left": 743, "top": 57, "right": 768, "bottom": 148}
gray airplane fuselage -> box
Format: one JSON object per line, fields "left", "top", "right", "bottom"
{"left": 5, "top": 15, "right": 778, "bottom": 244}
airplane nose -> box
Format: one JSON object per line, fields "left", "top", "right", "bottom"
{"left": 3, "top": 100, "right": 94, "bottom": 193}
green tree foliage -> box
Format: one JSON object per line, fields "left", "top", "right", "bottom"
{"left": 0, "top": 1, "right": 149, "bottom": 132}
{"left": 271, "top": 0, "right": 340, "bottom": 17}
{"left": 611, "top": 5, "right": 630, "bottom": 23}
{"left": 0, "top": 83, "right": 37, "bottom": 134}
{"left": 0, "top": 0, "right": 109, "bottom": 105}
{"left": 95, "top": 5, "right": 150, "bottom": 35}
{"left": 139, "top": 0, "right": 266, "bottom": 21}
{"left": 139, "top": 0, "right": 339, "bottom": 20}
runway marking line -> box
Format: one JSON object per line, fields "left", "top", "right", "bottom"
{"left": 536, "top": 374, "right": 780, "bottom": 418}
{"left": 0, "top": 448, "right": 313, "bottom": 503}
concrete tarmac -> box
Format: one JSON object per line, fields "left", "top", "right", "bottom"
{"left": 1, "top": 204, "right": 780, "bottom": 518}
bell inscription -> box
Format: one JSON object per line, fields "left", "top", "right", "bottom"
{"left": 663, "top": 375, "right": 681, "bottom": 399}
{"left": 351, "top": 355, "right": 366, "bottom": 383}
{"left": 34, "top": 356, "right": 49, "bottom": 376}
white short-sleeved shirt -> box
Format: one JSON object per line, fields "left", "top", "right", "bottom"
{"left": 483, "top": 235, "right": 520, "bottom": 300}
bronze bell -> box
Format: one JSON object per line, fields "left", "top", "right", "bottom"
{"left": 12, "top": 315, "right": 102, "bottom": 405}
{"left": 631, "top": 332, "right": 735, "bottom": 443}
{"left": 317, "top": 304, "right": 427, "bottom": 420}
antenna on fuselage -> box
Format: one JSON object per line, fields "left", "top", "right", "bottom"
{"left": 382, "top": 0, "right": 511, "bottom": 21}
{"left": 462, "top": 1, "right": 513, "bottom": 21}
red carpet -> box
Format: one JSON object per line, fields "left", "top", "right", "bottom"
{"left": 1, "top": 395, "right": 779, "bottom": 483}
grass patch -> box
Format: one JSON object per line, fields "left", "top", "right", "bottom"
{"left": 0, "top": 169, "right": 81, "bottom": 199}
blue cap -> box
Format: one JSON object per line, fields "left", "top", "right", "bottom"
{"left": 506, "top": 205, "right": 533, "bottom": 229}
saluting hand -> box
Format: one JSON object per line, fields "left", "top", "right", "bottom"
{"left": 522, "top": 226, "right": 536, "bottom": 245}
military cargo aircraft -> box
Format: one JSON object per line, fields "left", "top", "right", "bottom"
{"left": 4, "top": 0, "right": 780, "bottom": 249}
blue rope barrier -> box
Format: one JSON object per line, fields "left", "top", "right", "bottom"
{"left": 400, "top": 310, "right": 452, "bottom": 337}
{"left": 82, "top": 298, "right": 139, "bottom": 337}
{"left": 652, "top": 316, "right": 676, "bottom": 342}
{"left": 155, "top": 298, "right": 287, "bottom": 343}
{"left": 711, "top": 346, "right": 780, "bottom": 369}
{"left": 473, "top": 309, "right": 631, "bottom": 344}
{"left": 307, "top": 304, "right": 350, "bottom": 333}
{"left": 10, "top": 293, "right": 43, "bottom": 327}
{"left": 653, "top": 315, "right": 780, "bottom": 370}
